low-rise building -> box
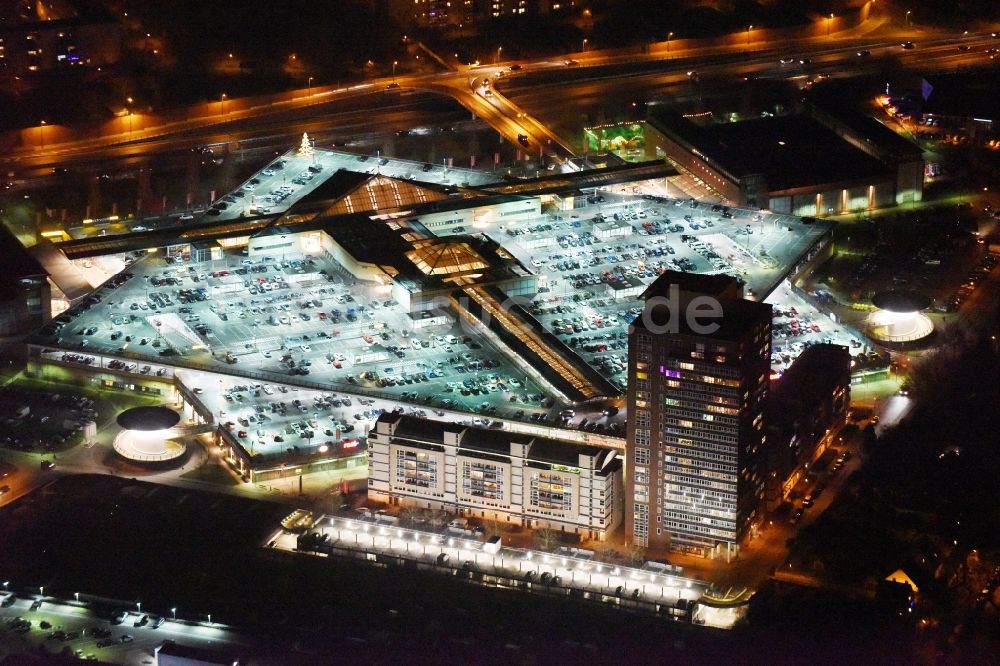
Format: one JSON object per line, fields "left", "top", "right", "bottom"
{"left": 645, "top": 107, "right": 923, "bottom": 215}
{"left": 368, "top": 412, "right": 622, "bottom": 540}
{"left": 0, "top": 224, "right": 51, "bottom": 335}
{"left": 765, "top": 343, "right": 851, "bottom": 507}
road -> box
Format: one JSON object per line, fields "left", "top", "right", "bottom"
{"left": 4, "top": 16, "right": 996, "bottom": 176}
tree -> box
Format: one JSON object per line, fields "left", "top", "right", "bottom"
{"left": 298, "top": 132, "right": 313, "bottom": 159}
{"left": 534, "top": 527, "right": 558, "bottom": 551}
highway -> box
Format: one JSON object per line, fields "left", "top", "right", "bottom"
{"left": 4, "top": 16, "right": 998, "bottom": 176}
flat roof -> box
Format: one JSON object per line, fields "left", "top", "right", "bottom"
{"left": 641, "top": 269, "right": 740, "bottom": 299}
{"left": 381, "top": 413, "right": 611, "bottom": 465}
{"left": 478, "top": 161, "right": 677, "bottom": 196}
{"left": 812, "top": 106, "right": 924, "bottom": 160}
{"left": 649, "top": 112, "right": 892, "bottom": 191}
{"left": 0, "top": 224, "right": 47, "bottom": 280}
{"left": 27, "top": 238, "right": 94, "bottom": 301}
{"left": 635, "top": 271, "right": 770, "bottom": 341}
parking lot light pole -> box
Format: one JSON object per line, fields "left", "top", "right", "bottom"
{"left": 308, "top": 76, "right": 314, "bottom": 97}
{"left": 666, "top": 32, "right": 674, "bottom": 54}
{"left": 220, "top": 93, "right": 227, "bottom": 118}
{"left": 496, "top": 46, "right": 502, "bottom": 65}
{"left": 74, "top": 592, "right": 80, "bottom": 602}
{"left": 392, "top": 61, "right": 398, "bottom": 85}
{"left": 171, "top": 607, "right": 177, "bottom": 620}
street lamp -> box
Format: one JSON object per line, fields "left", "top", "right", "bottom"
{"left": 582, "top": 38, "right": 588, "bottom": 52}
{"left": 38, "top": 586, "right": 44, "bottom": 596}
{"left": 827, "top": 14, "right": 834, "bottom": 37}
{"left": 746, "top": 25, "right": 753, "bottom": 48}
{"left": 307, "top": 76, "right": 313, "bottom": 96}
{"left": 136, "top": 601, "right": 141, "bottom": 612}
{"left": 392, "top": 61, "right": 398, "bottom": 85}
{"left": 74, "top": 592, "right": 80, "bottom": 602}
{"left": 495, "top": 46, "right": 502, "bottom": 65}
{"left": 2, "top": 582, "right": 8, "bottom": 591}
{"left": 207, "top": 613, "right": 212, "bottom": 624}
{"left": 666, "top": 32, "right": 674, "bottom": 54}
{"left": 220, "top": 93, "right": 227, "bottom": 118}
{"left": 905, "top": 10, "right": 911, "bottom": 26}
{"left": 171, "top": 607, "right": 177, "bottom": 619}
{"left": 38, "top": 120, "right": 46, "bottom": 150}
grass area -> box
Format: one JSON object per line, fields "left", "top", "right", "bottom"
{"left": 181, "top": 458, "right": 240, "bottom": 486}
{"left": 10, "top": 373, "right": 161, "bottom": 407}
{"left": 850, "top": 376, "right": 902, "bottom": 403}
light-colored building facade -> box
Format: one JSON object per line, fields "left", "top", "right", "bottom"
{"left": 626, "top": 272, "right": 772, "bottom": 559}
{"left": 368, "top": 413, "right": 622, "bottom": 540}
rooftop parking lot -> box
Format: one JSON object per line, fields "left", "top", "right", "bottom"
{"left": 451, "top": 192, "right": 835, "bottom": 410}
{"left": 202, "top": 147, "right": 498, "bottom": 224}
{"left": 764, "top": 284, "right": 873, "bottom": 378}
{"left": 32, "top": 189, "right": 839, "bottom": 443}
{"left": 67, "top": 148, "right": 504, "bottom": 240}
{"left": 33, "top": 250, "right": 573, "bottom": 435}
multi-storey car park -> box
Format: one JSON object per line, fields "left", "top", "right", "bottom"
{"left": 22, "top": 146, "right": 860, "bottom": 484}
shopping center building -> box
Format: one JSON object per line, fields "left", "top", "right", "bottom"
{"left": 645, "top": 107, "right": 924, "bottom": 215}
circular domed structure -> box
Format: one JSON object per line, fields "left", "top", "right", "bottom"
{"left": 872, "top": 290, "right": 932, "bottom": 313}
{"left": 113, "top": 406, "right": 186, "bottom": 464}
{"left": 116, "top": 406, "right": 181, "bottom": 431}
{"left": 867, "top": 289, "right": 934, "bottom": 344}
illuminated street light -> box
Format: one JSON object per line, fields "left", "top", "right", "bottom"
{"left": 582, "top": 38, "right": 588, "bottom": 52}
{"left": 308, "top": 76, "right": 314, "bottom": 96}
{"left": 666, "top": 32, "right": 674, "bottom": 54}
{"left": 171, "top": 607, "right": 177, "bottom": 619}
{"left": 39, "top": 120, "right": 46, "bottom": 150}
{"left": 827, "top": 14, "right": 834, "bottom": 37}
{"left": 746, "top": 25, "right": 753, "bottom": 48}
{"left": 38, "top": 586, "right": 44, "bottom": 596}
{"left": 220, "top": 93, "right": 227, "bottom": 118}
{"left": 392, "top": 61, "right": 398, "bottom": 85}
{"left": 74, "top": 592, "right": 80, "bottom": 602}
{"left": 207, "top": 613, "right": 212, "bottom": 624}
{"left": 906, "top": 10, "right": 911, "bottom": 26}
{"left": 496, "top": 46, "right": 502, "bottom": 65}
{"left": 136, "top": 601, "right": 141, "bottom": 612}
